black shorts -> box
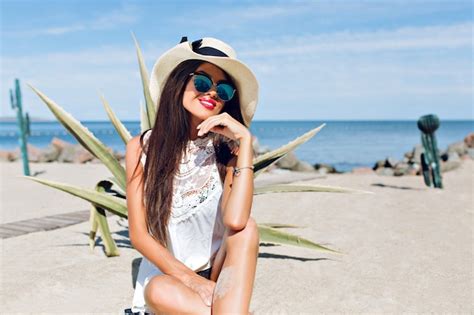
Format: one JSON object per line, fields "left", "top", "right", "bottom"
{"left": 196, "top": 267, "right": 212, "bottom": 280}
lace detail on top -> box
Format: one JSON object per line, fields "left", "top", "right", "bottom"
{"left": 140, "top": 130, "right": 222, "bottom": 224}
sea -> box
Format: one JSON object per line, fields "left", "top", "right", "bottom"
{"left": 1, "top": 120, "right": 472, "bottom": 172}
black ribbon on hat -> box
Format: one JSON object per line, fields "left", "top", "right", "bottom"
{"left": 179, "top": 36, "right": 228, "bottom": 57}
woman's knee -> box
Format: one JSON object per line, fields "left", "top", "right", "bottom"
{"left": 144, "top": 275, "right": 176, "bottom": 309}
{"left": 227, "top": 216, "right": 259, "bottom": 249}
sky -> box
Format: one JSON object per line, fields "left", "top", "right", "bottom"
{"left": 1, "top": 0, "right": 472, "bottom": 121}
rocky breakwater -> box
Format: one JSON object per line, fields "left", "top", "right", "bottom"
{"left": 0, "top": 137, "right": 124, "bottom": 164}
{"left": 252, "top": 136, "right": 336, "bottom": 174}
{"left": 353, "top": 132, "right": 474, "bottom": 176}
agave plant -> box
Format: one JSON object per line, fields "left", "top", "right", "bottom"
{"left": 24, "top": 35, "right": 369, "bottom": 257}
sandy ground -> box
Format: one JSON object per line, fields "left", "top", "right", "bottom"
{"left": 0, "top": 160, "right": 472, "bottom": 314}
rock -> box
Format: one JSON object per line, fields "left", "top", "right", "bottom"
{"left": 372, "top": 160, "right": 385, "bottom": 171}
{"left": 393, "top": 162, "right": 410, "bottom": 176}
{"left": 440, "top": 160, "right": 461, "bottom": 173}
{"left": 74, "top": 147, "right": 94, "bottom": 163}
{"left": 440, "top": 150, "right": 448, "bottom": 162}
{"left": 352, "top": 167, "right": 375, "bottom": 175}
{"left": 13, "top": 144, "right": 42, "bottom": 162}
{"left": 384, "top": 157, "right": 399, "bottom": 168}
{"left": 467, "top": 148, "right": 474, "bottom": 159}
{"left": 407, "top": 162, "right": 420, "bottom": 176}
{"left": 376, "top": 167, "right": 394, "bottom": 176}
{"left": 0, "top": 150, "right": 10, "bottom": 162}
{"left": 0, "top": 150, "right": 17, "bottom": 162}
{"left": 411, "top": 144, "right": 423, "bottom": 164}
{"left": 276, "top": 152, "right": 299, "bottom": 169}
{"left": 464, "top": 132, "right": 474, "bottom": 148}
{"left": 57, "top": 145, "right": 76, "bottom": 163}
{"left": 314, "top": 163, "right": 338, "bottom": 174}
{"left": 446, "top": 151, "right": 460, "bottom": 162}
{"left": 89, "top": 157, "right": 103, "bottom": 164}
{"left": 294, "top": 161, "right": 316, "bottom": 172}
{"left": 447, "top": 141, "right": 467, "bottom": 156}
{"left": 51, "top": 137, "right": 74, "bottom": 151}
{"left": 113, "top": 151, "right": 124, "bottom": 161}
{"left": 38, "top": 145, "right": 61, "bottom": 162}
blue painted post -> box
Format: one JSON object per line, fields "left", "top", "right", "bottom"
{"left": 10, "top": 79, "right": 31, "bottom": 176}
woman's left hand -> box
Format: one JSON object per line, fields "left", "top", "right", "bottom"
{"left": 197, "top": 112, "right": 251, "bottom": 142}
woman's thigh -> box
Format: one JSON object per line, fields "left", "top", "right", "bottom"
{"left": 144, "top": 274, "right": 211, "bottom": 314}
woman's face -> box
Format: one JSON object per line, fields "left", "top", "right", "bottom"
{"left": 182, "top": 62, "right": 229, "bottom": 126}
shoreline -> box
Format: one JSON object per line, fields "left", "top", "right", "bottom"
{"left": 1, "top": 131, "right": 473, "bottom": 175}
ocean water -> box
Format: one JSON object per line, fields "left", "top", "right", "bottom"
{"left": 1, "top": 120, "right": 472, "bottom": 172}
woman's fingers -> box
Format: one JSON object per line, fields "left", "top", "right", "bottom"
{"left": 199, "top": 288, "right": 212, "bottom": 306}
{"left": 198, "top": 116, "right": 224, "bottom": 136}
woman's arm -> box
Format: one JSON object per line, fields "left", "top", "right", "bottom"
{"left": 220, "top": 133, "right": 254, "bottom": 231}
{"left": 125, "top": 136, "right": 196, "bottom": 283}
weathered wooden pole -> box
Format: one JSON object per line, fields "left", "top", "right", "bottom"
{"left": 10, "top": 79, "right": 31, "bottom": 176}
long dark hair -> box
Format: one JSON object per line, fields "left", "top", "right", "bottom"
{"left": 131, "top": 59, "right": 244, "bottom": 248}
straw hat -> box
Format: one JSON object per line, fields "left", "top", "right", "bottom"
{"left": 149, "top": 37, "right": 258, "bottom": 127}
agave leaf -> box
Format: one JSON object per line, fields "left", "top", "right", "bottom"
{"left": 254, "top": 183, "right": 373, "bottom": 195}
{"left": 131, "top": 32, "right": 156, "bottom": 127}
{"left": 28, "top": 85, "right": 127, "bottom": 191}
{"left": 89, "top": 207, "right": 99, "bottom": 250}
{"left": 253, "top": 123, "right": 325, "bottom": 178}
{"left": 258, "top": 223, "right": 305, "bottom": 228}
{"left": 90, "top": 204, "right": 120, "bottom": 257}
{"left": 258, "top": 225, "right": 343, "bottom": 254}
{"left": 23, "top": 176, "right": 128, "bottom": 218}
{"left": 140, "top": 101, "right": 151, "bottom": 132}
{"left": 90, "top": 183, "right": 120, "bottom": 257}
{"left": 99, "top": 93, "right": 132, "bottom": 144}
{"left": 106, "top": 177, "right": 126, "bottom": 198}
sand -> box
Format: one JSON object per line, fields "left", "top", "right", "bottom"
{"left": 0, "top": 160, "right": 472, "bottom": 314}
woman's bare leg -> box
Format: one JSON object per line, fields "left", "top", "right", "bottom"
{"left": 211, "top": 216, "right": 259, "bottom": 313}
{"left": 144, "top": 274, "right": 211, "bottom": 315}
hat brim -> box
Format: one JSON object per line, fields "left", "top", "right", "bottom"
{"left": 149, "top": 42, "right": 258, "bottom": 127}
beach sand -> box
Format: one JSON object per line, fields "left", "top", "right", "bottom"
{"left": 1, "top": 160, "right": 472, "bottom": 314}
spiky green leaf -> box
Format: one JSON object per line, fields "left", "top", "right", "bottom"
{"left": 23, "top": 176, "right": 128, "bottom": 218}
{"left": 258, "top": 225, "right": 343, "bottom": 254}
{"left": 100, "top": 94, "right": 132, "bottom": 144}
{"left": 253, "top": 124, "right": 325, "bottom": 177}
{"left": 131, "top": 32, "right": 156, "bottom": 127}
{"left": 28, "top": 85, "right": 126, "bottom": 191}
{"left": 254, "top": 183, "right": 373, "bottom": 195}
{"left": 90, "top": 183, "right": 120, "bottom": 257}
{"left": 140, "top": 101, "right": 151, "bottom": 132}
{"left": 258, "top": 223, "right": 305, "bottom": 228}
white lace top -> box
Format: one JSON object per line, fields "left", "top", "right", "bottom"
{"left": 132, "top": 129, "right": 226, "bottom": 314}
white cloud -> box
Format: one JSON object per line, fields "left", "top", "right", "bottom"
{"left": 2, "top": 4, "right": 140, "bottom": 37}
{"left": 1, "top": 22, "right": 471, "bottom": 121}
{"left": 173, "top": 2, "right": 313, "bottom": 26}
{"left": 237, "top": 22, "right": 473, "bottom": 58}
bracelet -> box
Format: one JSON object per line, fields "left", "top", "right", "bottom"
{"left": 233, "top": 165, "right": 254, "bottom": 176}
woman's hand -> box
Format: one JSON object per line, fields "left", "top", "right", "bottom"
{"left": 181, "top": 273, "right": 216, "bottom": 307}
{"left": 197, "top": 112, "right": 251, "bottom": 142}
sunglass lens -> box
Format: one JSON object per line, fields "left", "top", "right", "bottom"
{"left": 217, "top": 83, "right": 235, "bottom": 101}
{"left": 193, "top": 75, "right": 212, "bottom": 93}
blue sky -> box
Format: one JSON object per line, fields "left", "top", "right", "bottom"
{"left": 1, "top": 0, "right": 472, "bottom": 121}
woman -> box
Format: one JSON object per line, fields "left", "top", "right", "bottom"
{"left": 125, "top": 37, "right": 259, "bottom": 314}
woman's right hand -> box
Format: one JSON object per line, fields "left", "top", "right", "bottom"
{"left": 181, "top": 273, "right": 216, "bottom": 306}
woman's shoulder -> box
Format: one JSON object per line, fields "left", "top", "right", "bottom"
{"left": 126, "top": 129, "right": 152, "bottom": 156}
